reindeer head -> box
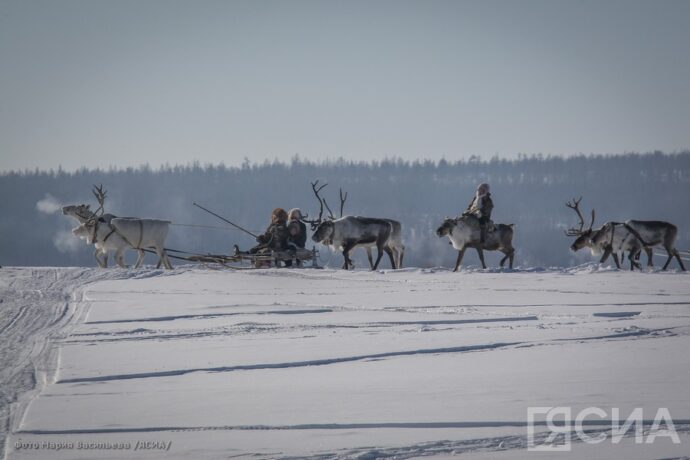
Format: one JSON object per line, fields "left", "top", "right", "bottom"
{"left": 311, "top": 220, "right": 335, "bottom": 244}
{"left": 62, "top": 204, "right": 92, "bottom": 219}
{"left": 565, "top": 197, "right": 596, "bottom": 252}
{"left": 436, "top": 217, "right": 457, "bottom": 237}
{"left": 589, "top": 223, "right": 614, "bottom": 254}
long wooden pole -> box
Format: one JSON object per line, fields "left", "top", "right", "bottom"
{"left": 193, "top": 203, "right": 258, "bottom": 238}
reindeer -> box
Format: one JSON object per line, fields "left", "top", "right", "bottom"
{"left": 62, "top": 203, "right": 109, "bottom": 267}
{"left": 622, "top": 220, "right": 685, "bottom": 271}
{"left": 565, "top": 197, "right": 652, "bottom": 269}
{"left": 362, "top": 219, "right": 405, "bottom": 269}
{"left": 317, "top": 185, "right": 405, "bottom": 269}
{"left": 590, "top": 222, "right": 647, "bottom": 270}
{"left": 312, "top": 216, "right": 393, "bottom": 270}
{"left": 62, "top": 185, "right": 125, "bottom": 267}
{"left": 436, "top": 215, "right": 515, "bottom": 271}
{"left": 71, "top": 186, "right": 173, "bottom": 269}
{"left": 305, "top": 181, "right": 401, "bottom": 270}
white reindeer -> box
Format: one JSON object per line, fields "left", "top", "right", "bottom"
{"left": 73, "top": 217, "right": 173, "bottom": 269}
{"left": 68, "top": 186, "right": 172, "bottom": 269}
{"left": 62, "top": 186, "right": 130, "bottom": 267}
{"left": 62, "top": 204, "right": 109, "bottom": 267}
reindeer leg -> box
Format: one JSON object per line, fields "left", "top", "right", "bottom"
{"left": 115, "top": 249, "right": 126, "bottom": 268}
{"left": 96, "top": 248, "right": 108, "bottom": 268}
{"left": 371, "top": 228, "right": 391, "bottom": 271}
{"left": 366, "top": 247, "right": 374, "bottom": 269}
{"left": 475, "top": 246, "right": 487, "bottom": 269}
{"left": 599, "top": 246, "right": 612, "bottom": 264}
{"left": 454, "top": 248, "right": 466, "bottom": 272}
{"left": 372, "top": 244, "right": 385, "bottom": 271}
{"left": 158, "top": 248, "right": 173, "bottom": 270}
{"left": 499, "top": 249, "right": 509, "bottom": 268}
{"left": 134, "top": 249, "right": 145, "bottom": 269}
{"left": 163, "top": 249, "right": 173, "bottom": 270}
{"left": 399, "top": 246, "right": 405, "bottom": 269}
{"left": 342, "top": 242, "right": 356, "bottom": 270}
{"left": 645, "top": 248, "right": 653, "bottom": 267}
{"left": 391, "top": 248, "right": 400, "bottom": 269}
{"left": 662, "top": 246, "right": 675, "bottom": 270}
{"left": 674, "top": 250, "right": 686, "bottom": 271}
{"left": 385, "top": 247, "right": 396, "bottom": 269}
{"left": 94, "top": 249, "right": 105, "bottom": 268}
{"left": 611, "top": 252, "right": 621, "bottom": 269}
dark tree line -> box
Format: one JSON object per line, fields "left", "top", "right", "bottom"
{"left": 1, "top": 151, "right": 689, "bottom": 268}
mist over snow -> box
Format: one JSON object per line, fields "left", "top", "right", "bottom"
{"left": 1, "top": 152, "right": 689, "bottom": 268}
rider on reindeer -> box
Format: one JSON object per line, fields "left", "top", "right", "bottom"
{"left": 463, "top": 183, "right": 493, "bottom": 243}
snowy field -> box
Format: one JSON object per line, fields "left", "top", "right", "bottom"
{"left": 2, "top": 265, "right": 690, "bottom": 459}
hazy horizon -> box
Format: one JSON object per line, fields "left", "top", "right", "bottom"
{"left": 4, "top": 149, "right": 690, "bottom": 175}
{"left": 2, "top": 151, "right": 688, "bottom": 268}
{"left": 2, "top": 0, "right": 690, "bottom": 172}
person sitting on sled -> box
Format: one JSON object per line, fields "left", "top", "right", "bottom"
{"left": 285, "top": 208, "right": 307, "bottom": 267}
{"left": 463, "top": 182, "right": 493, "bottom": 243}
{"left": 287, "top": 208, "right": 307, "bottom": 249}
{"left": 235, "top": 208, "right": 290, "bottom": 256}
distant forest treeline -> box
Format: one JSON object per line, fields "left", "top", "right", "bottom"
{"left": 2, "top": 152, "right": 689, "bottom": 268}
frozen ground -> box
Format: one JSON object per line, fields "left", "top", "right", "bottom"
{"left": 1, "top": 265, "right": 690, "bottom": 459}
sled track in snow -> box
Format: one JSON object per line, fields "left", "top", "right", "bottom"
{"left": 17, "top": 419, "right": 690, "bottom": 434}
{"left": 56, "top": 341, "right": 522, "bottom": 384}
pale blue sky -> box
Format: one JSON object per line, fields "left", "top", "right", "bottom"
{"left": 1, "top": 0, "right": 689, "bottom": 171}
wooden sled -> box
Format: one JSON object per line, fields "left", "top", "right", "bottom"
{"left": 184, "top": 246, "right": 320, "bottom": 269}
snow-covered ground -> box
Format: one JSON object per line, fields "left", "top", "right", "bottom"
{"left": 2, "top": 265, "right": 690, "bottom": 459}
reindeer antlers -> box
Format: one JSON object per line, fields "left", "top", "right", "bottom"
{"left": 303, "top": 180, "right": 350, "bottom": 228}
{"left": 322, "top": 198, "right": 335, "bottom": 220}
{"left": 565, "top": 196, "right": 595, "bottom": 236}
{"left": 321, "top": 186, "right": 349, "bottom": 219}
{"left": 303, "top": 180, "right": 328, "bottom": 229}
{"left": 92, "top": 184, "right": 107, "bottom": 217}
{"left": 339, "top": 188, "right": 348, "bottom": 218}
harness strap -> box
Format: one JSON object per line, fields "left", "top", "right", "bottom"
{"left": 137, "top": 219, "right": 144, "bottom": 249}
{"left": 623, "top": 223, "right": 652, "bottom": 247}
{"left": 609, "top": 222, "right": 617, "bottom": 248}
{"left": 104, "top": 220, "right": 143, "bottom": 250}
{"left": 90, "top": 220, "right": 100, "bottom": 245}
{"left": 102, "top": 225, "right": 117, "bottom": 243}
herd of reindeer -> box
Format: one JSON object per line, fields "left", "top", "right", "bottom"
{"left": 61, "top": 185, "right": 686, "bottom": 272}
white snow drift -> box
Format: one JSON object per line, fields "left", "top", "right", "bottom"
{"left": 1, "top": 265, "right": 689, "bottom": 459}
